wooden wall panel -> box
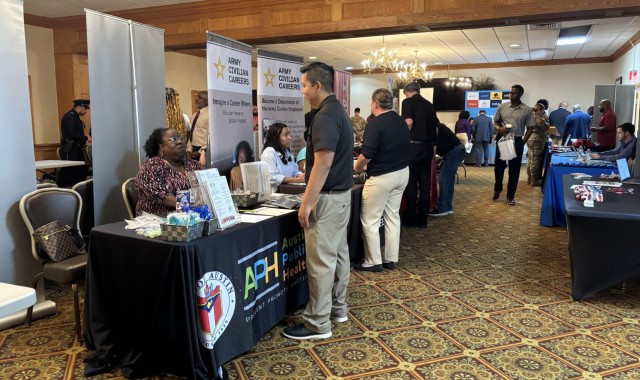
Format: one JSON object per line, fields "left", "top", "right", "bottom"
{"left": 271, "top": 8, "right": 331, "bottom": 26}
{"left": 160, "top": 20, "right": 206, "bottom": 35}
{"left": 54, "top": 54, "right": 75, "bottom": 125}
{"left": 210, "top": 14, "right": 263, "bottom": 30}
{"left": 34, "top": 144, "right": 59, "bottom": 161}
{"left": 342, "top": 0, "right": 412, "bottom": 19}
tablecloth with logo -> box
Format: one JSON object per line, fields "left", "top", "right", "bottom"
{"left": 83, "top": 213, "right": 308, "bottom": 379}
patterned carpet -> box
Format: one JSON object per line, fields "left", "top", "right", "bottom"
{"left": 2, "top": 165, "right": 640, "bottom": 379}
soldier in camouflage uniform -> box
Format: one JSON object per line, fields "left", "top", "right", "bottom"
{"left": 525, "top": 103, "right": 550, "bottom": 186}
{"left": 351, "top": 107, "right": 366, "bottom": 143}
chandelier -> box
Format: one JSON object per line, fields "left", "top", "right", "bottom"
{"left": 361, "top": 36, "right": 401, "bottom": 73}
{"left": 397, "top": 51, "right": 434, "bottom": 81}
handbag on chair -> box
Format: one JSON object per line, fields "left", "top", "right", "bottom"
{"left": 33, "top": 220, "right": 86, "bottom": 262}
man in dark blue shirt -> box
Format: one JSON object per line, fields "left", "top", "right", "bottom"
{"left": 549, "top": 101, "right": 571, "bottom": 142}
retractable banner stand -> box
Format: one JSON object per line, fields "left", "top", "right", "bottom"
{"left": 86, "top": 10, "right": 166, "bottom": 225}
{"left": 334, "top": 69, "right": 352, "bottom": 115}
{"left": 256, "top": 50, "right": 305, "bottom": 156}
{"left": 206, "top": 33, "right": 253, "bottom": 174}
{"left": 0, "top": 0, "right": 55, "bottom": 329}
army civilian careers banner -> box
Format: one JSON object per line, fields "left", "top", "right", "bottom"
{"left": 207, "top": 33, "right": 254, "bottom": 173}
{"left": 256, "top": 50, "right": 305, "bottom": 156}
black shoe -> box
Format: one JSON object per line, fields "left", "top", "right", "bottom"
{"left": 491, "top": 191, "right": 500, "bottom": 201}
{"left": 383, "top": 262, "right": 396, "bottom": 270}
{"left": 416, "top": 222, "right": 427, "bottom": 228}
{"left": 282, "top": 323, "right": 331, "bottom": 340}
{"left": 402, "top": 222, "right": 416, "bottom": 228}
{"left": 354, "top": 263, "right": 383, "bottom": 272}
{"left": 507, "top": 198, "right": 516, "bottom": 206}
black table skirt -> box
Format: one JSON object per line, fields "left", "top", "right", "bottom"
{"left": 562, "top": 175, "right": 640, "bottom": 300}
{"left": 83, "top": 213, "right": 308, "bottom": 379}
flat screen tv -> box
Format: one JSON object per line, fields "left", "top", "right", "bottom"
{"left": 417, "top": 78, "right": 471, "bottom": 111}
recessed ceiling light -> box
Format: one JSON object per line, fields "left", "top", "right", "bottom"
{"left": 514, "top": 58, "right": 524, "bottom": 61}
{"left": 308, "top": 56, "right": 317, "bottom": 59}
{"left": 509, "top": 43, "right": 521, "bottom": 48}
{"left": 345, "top": 66, "right": 353, "bottom": 70}
{"left": 434, "top": 61, "right": 442, "bottom": 65}
{"left": 556, "top": 37, "right": 587, "bottom": 45}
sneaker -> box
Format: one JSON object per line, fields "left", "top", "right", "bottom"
{"left": 354, "top": 263, "right": 383, "bottom": 272}
{"left": 331, "top": 315, "right": 348, "bottom": 323}
{"left": 447, "top": 210, "right": 453, "bottom": 215}
{"left": 428, "top": 209, "right": 449, "bottom": 217}
{"left": 491, "top": 191, "right": 500, "bottom": 201}
{"left": 507, "top": 198, "right": 516, "bottom": 206}
{"left": 382, "top": 262, "right": 396, "bottom": 270}
{"left": 283, "top": 323, "right": 331, "bottom": 340}
{"left": 531, "top": 180, "right": 542, "bottom": 187}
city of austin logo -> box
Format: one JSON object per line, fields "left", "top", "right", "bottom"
{"left": 196, "top": 271, "right": 236, "bottom": 349}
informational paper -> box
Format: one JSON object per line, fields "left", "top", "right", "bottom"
{"left": 582, "top": 181, "right": 622, "bottom": 187}
{"left": 241, "top": 161, "right": 272, "bottom": 201}
{"left": 195, "top": 169, "right": 220, "bottom": 213}
{"left": 197, "top": 170, "right": 240, "bottom": 230}
{"left": 252, "top": 207, "right": 297, "bottom": 216}
{"left": 238, "top": 214, "right": 273, "bottom": 223}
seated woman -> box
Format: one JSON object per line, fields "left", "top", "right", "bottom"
{"left": 260, "top": 122, "right": 305, "bottom": 191}
{"left": 229, "top": 140, "right": 255, "bottom": 190}
{"left": 135, "top": 128, "right": 202, "bottom": 216}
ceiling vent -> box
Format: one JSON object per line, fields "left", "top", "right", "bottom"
{"left": 528, "top": 22, "right": 562, "bottom": 30}
{"left": 558, "top": 25, "right": 592, "bottom": 38}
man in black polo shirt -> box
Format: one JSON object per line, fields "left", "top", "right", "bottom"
{"left": 401, "top": 81, "right": 439, "bottom": 227}
{"left": 283, "top": 62, "right": 353, "bottom": 340}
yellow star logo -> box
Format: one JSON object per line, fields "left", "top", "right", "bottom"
{"left": 263, "top": 67, "right": 276, "bottom": 87}
{"left": 213, "top": 56, "right": 226, "bottom": 80}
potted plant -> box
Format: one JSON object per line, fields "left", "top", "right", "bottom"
{"left": 472, "top": 75, "right": 496, "bottom": 90}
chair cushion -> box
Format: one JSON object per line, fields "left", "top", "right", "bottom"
{"left": 43, "top": 254, "right": 87, "bottom": 284}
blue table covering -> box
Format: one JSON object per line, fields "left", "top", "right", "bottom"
{"left": 539, "top": 154, "right": 617, "bottom": 227}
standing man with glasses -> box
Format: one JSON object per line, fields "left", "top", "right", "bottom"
{"left": 187, "top": 91, "right": 209, "bottom": 160}
{"left": 401, "top": 81, "right": 439, "bottom": 228}
{"left": 492, "top": 84, "right": 536, "bottom": 205}
{"left": 283, "top": 62, "right": 353, "bottom": 340}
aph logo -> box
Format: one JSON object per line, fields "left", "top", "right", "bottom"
{"left": 196, "top": 271, "right": 235, "bottom": 349}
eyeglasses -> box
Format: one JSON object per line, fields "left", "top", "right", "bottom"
{"left": 164, "top": 136, "right": 185, "bottom": 143}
